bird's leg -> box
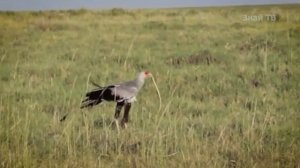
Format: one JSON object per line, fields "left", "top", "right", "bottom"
{"left": 113, "top": 101, "right": 124, "bottom": 132}
{"left": 121, "top": 103, "right": 131, "bottom": 128}
{"left": 115, "top": 101, "right": 124, "bottom": 119}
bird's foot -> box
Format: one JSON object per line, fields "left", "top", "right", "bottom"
{"left": 121, "top": 120, "right": 128, "bottom": 129}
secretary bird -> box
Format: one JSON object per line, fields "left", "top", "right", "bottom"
{"left": 80, "top": 71, "right": 152, "bottom": 128}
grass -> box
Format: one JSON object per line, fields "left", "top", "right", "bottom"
{"left": 0, "top": 4, "right": 300, "bottom": 167}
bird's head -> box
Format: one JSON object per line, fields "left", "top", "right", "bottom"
{"left": 143, "top": 71, "right": 152, "bottom": 78}
{"left": 137, "top": 71, "right": 152, "bottom": 81}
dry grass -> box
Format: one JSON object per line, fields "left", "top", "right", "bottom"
{"left": 0, "top": 4, "right": 300, "bottom": 168}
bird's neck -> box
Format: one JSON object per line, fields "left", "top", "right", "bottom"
{"left": 135, "top": 77, "right": 145, "bottom": 90}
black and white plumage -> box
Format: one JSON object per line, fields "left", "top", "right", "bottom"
{"left": 80, "top": 71, "right": 152, "bottom": 127}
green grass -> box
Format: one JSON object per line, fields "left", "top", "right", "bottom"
{"left": 0, "top": 4, "right": 300, "bottom": 167}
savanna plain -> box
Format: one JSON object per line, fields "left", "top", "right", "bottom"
{"left": 0, "top": 4, "right": 299, "bottom": 168}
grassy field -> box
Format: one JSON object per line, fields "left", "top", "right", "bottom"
{"left": 0, "top": 4, "right": 300, "bottom": 168}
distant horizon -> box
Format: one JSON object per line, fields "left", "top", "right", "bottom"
{"left": 0, "top": 0, "right": 299, "bottom": 11}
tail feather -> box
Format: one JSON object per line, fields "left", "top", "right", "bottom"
{"left": 90, "top": 80, "right": 103, "bottom": 88}
{"left": 80, "top": 88, "right": 103, "bottom": 109}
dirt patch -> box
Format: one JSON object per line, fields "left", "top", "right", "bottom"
{"left": 144, "top": 21, "right": 167, "bottom": 30}
{"left": 167, "top": 50, "right": 218, "bottom": 66}
{"left": 239, "top": 37, "right": 278, "bottom": 52}
{"left": 251, "top": 78, "right": 261, "bottom": 88}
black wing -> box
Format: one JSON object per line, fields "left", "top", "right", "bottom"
{"left": 80, "top": 85, "right": 123, "bottom": 109}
